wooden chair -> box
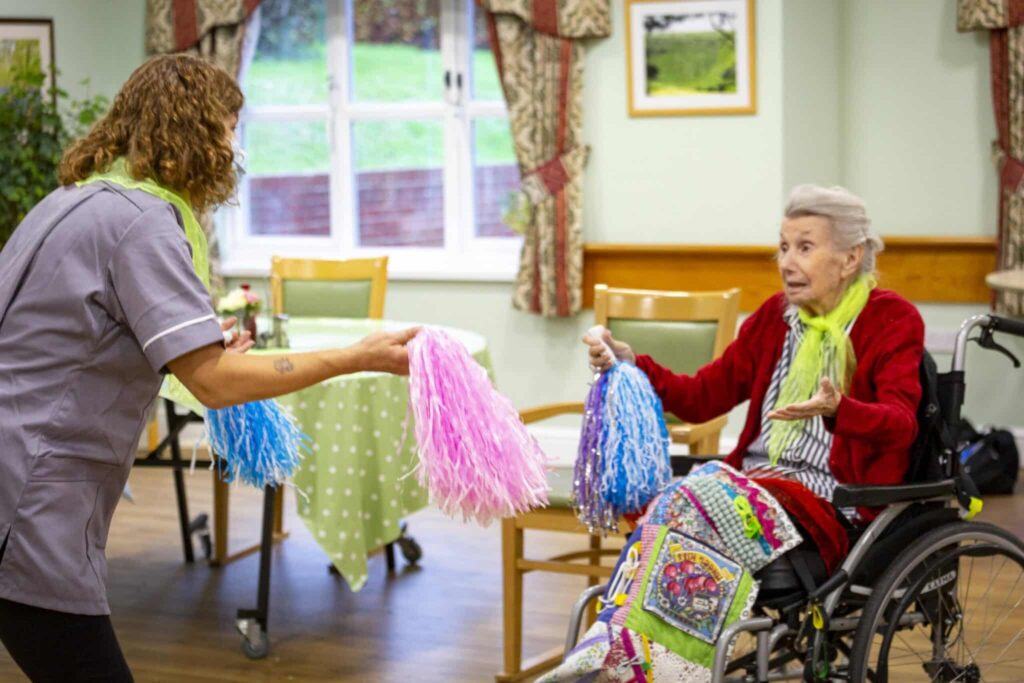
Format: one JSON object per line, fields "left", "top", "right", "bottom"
{"left": 496, "top": 284, "right": 741, "bottom": 682}
{"left": 210, "top": 256, "right": 389, "bottom": 566}
{"left": 270, "top": 255, "right": 388, "bottom": 319}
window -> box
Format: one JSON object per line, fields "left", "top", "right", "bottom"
{"left": 220, "top": 0, "right": 522, "bottom": 280}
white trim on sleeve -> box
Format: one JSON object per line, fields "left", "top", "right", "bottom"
{"left": 141, "top": 314, "right": 217, "bottom": 352}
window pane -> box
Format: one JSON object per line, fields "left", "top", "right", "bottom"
{"left": 471, "top": 2, "right": 503, "bottom": 101}
{"left": 246, "top": 120, "right": 330, "bottom": 237}
{"left": 247, "top": 0, "right": 328, "bottom": 106}
{"left": 351, "top": 1, "right": 441, "bottom": 103}
{"left": 353, "top": 120, "right": 444, "bottom": 247}
{"left": 473, "top": 118, "right": 519, "bottom": 238}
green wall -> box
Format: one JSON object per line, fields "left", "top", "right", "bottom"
{"left": 581, "top": 0, "right": 785, "bottom": 245}
{"left": 840, "top": 0, "right": 996, "bottom": 236}
{"left": 0, "top": 0, "right": 145, "bottom": 102}
{"left": 782, "top": 0, "right": 842, "bottom": 190}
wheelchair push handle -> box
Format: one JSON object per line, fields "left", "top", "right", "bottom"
{"left": 952, "top": 314, "right": 1024, "bottom": 372}
{"left": 988, "top": 314, "right": 1024, "bottom": 339}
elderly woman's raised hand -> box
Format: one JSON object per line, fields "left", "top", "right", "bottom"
{"left": 766, "top": 377, "right": 841, "bottom": 421}
{"left": 582, "top": 329, "right": 636, "bottom": 373}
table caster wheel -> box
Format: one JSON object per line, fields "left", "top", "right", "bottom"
{"left": 397, "top": 526, "right": 422, "bottom": 565}
{"left": 237, "top": 618, "right": 269, "bottom": 659}
{"left": 189, "top": 513, "right": 212, "bottom": 560}
{"left": 199, "top": 532, "right": 212, "bottom": 560}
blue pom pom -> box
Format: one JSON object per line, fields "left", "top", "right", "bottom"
{"left": 573, "top": 363, "right": 671, "bottom": 531}
{"left": 599, "top": 363, "right": 671, "bottom": 515}
{"left": 206, "top": 400, "right": 312, "bottom": 489}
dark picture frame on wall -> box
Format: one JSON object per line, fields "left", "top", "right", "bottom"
{"left": 626, "top": 0, "right": 756, "bottom": 117}
{"left": 0, "top": 17, "right": 55, "bottom": 93}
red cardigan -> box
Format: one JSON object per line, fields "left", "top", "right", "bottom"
{"left": 636, "top": 289, "right": 924, "bottom": 517}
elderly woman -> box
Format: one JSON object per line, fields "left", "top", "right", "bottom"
{"left": 585, "top": 185, "right": 924, "bottom": 563}
{"left": 0, "top": 55, "right": 415, "bottom": 681}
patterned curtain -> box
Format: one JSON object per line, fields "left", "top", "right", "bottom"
{"left": 145, "top": 0, "right": 262, "bottom": 292}
{"left": 958, "top": 0, "right": 1024, "bottom": 314}
{"left": 478, "top": 0, "right": 611, "bottom": 317}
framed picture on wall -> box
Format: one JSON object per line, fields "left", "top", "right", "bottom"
{"left": 626, "top": 0, "right": 756, "bottom": 117}
{"left": 0, "top": 18, "right": 55, "bottom": 93}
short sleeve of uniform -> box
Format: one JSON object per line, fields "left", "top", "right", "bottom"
{"left": 108, "top": 205, "right": 224, "bottom": 373}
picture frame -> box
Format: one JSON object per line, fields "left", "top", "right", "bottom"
{"left": 0, "top": 18, "right": 56, "bottom": 94}
{"left": 626, "top": 0, "right": 756, "bottom": 117}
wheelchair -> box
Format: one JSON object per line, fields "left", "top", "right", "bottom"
{"left": 559, "top": 313, "right": 1024, "bottom": 683}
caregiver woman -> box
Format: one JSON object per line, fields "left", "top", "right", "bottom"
{"left": 0, "top": 55, "right": 415, "bottom": 682}
{"left": 585, "top": 185, "right": 925, "bottom": 566}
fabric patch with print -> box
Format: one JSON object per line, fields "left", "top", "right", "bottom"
{"left": 536, "top": 620, "right": 615, "bottom": 682}
{"left": 640, "top": 528, "right": 744, "bottom": 644}
{"left": 647, "top": 478, "right": 723, "bottom": 549}
{"left": 688, "top": 460, "right": 802, "bottom": 559}
{"left": 680, "top": 463, "right": 802, "bottom": 573}
{"left": 625, "top": 525, "right": 758, "bottom": 668}
{"left": 611, "top": 524, "right": 665, "bottom": 628}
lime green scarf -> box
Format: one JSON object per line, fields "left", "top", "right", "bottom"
{"left": 767, "top": 274, "right": 875, "bottom": 464}
{"left": 79, "top": 158, "right": 212, "bottom": 415}
{"left": 78, "top": 158, "right": 210, "bottom": 289}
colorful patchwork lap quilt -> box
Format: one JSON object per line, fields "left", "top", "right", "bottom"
{"left": 539, "top": 462, "right": 803, "bottom": 682}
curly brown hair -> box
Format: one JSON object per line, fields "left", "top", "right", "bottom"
{"left": 58, "top": 54, "right": 244, "bottom": 213}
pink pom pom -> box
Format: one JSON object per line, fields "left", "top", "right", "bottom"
{"left": 407, "top": 327, "right": 550, "bottom": 525}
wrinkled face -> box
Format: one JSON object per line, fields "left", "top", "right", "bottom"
{"left": 777, "top": 215, "right": 860, "bottom": 316}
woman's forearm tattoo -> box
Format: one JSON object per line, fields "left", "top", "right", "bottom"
{"left": 274, "top": 357, "right": 295, "bottom": 374}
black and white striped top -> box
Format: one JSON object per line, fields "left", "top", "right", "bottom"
{"left": 744, "top": 305, "right": 856, "bottom": 515}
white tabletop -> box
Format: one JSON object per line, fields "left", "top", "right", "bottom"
{"left": 280, "top": 317, "right": 486, "bottom": 356}
{"left": 986, "top": 270, "right": 1024, "bottom": 294}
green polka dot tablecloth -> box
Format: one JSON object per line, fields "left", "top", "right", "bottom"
{"left": 260, "top": 318, "right": 491, "bottom": 591}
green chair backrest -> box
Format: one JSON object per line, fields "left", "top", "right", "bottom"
{"left": 281, "top": 279, "right": 373, "bottom": 318}
{"left": 607, "top": 318, "right": 719, "bottom": 424}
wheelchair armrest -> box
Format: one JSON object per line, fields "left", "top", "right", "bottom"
{"left": 832, "top": 480, "right": 956, "bottom": 508}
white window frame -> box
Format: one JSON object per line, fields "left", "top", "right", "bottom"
{"left": 220, "top": 0, "right": 521, "bottom": 282}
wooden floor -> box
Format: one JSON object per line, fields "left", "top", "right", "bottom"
{"left": 0, "top": 467, "right": 593, "bottom": 682}
{"left": 2, "top": 471, "right": 1024, "bottom": 682}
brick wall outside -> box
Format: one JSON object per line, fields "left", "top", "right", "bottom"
{"left": 248, "top": 165, "right": 519, "bottom": 245}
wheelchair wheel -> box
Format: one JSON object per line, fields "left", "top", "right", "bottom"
{"left": 849, "top": 521, "right": 1024, "bottom": 682}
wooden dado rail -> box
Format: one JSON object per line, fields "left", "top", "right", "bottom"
{"left": 582, "top": 237, "right": 998, "bottom": 311}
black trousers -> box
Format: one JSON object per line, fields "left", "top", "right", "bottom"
{"left": 0, "top": 538, "right": 133, "bottom": 682}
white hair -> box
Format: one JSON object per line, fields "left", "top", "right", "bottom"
{"left": 784, "top": 184, "right": 884, "bottom": 274}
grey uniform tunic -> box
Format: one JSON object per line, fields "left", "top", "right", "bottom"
{"left": 0, "top": 182, "right": 223, "bottom": 615}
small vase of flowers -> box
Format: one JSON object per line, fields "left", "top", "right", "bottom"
{"left": 218, "top": 283, "right": 262, "bottom": 340}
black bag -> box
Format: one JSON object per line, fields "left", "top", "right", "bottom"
{"left": 960, "top": 426, "right": 1020, "bottom": 495}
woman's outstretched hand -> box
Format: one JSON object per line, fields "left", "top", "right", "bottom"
{"left": 582, "top": 328, "right": 636, "bottom": 372}
{"left": 355, "top": 327, "right": 420, "bottom": 375}
{"left": 766, "top": 376, "right": 841, "bottom": 420}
